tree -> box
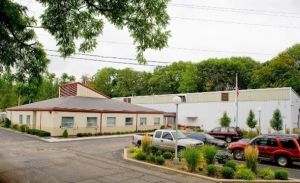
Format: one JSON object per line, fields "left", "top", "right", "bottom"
{"left": 246, "top": 110, "right": 257, "bottom": 130}
{"left": 220, "top": 112, "right": 231, "bottom": 127}
{"left": 1, "top": 0, "right": 49, "bottom": 86}
{"left": 270, "top": 109, "right": 283, "bottom": 132}
{"left": 91, "top": 67, "right": 118, "bottom": 97}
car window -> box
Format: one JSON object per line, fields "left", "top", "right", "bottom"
{"left": 281, "top": 139, "right": 296, "bottom": 149}
{"left": 254, "top": 138, "right": 267, "bottom": 146}
{"left": 228, "top": 127, "right": 235, "bottom": 132}
{"left": 155, "top": 131, "right": 162, "bottom": 138}
{"left": 212, "top": 127, "right": 221, "bottom": 132}
{"left": 188, "top": 133, "right": 204, "bottom": 141}
{"left": 267, "top": 138, "right": 278, "bottom": 147}
{"left": 162, "top": 132, "right": 173, "bottom": 140}
{"left": 221, "top": 127, "right": 227, "bottom": 132}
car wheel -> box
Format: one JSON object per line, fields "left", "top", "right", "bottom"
{"left": 225, "top": 137, "right": 232, "bottom": 143}
{"left": 277, "top": 156, "right": 289, "bottom": 167}
{"left": 233, "top": 149, "right": 244, "bottom": 160}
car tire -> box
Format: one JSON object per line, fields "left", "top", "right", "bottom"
{"left": 225, "top": 136, "right": 232, "bottom": 143}
{"left": 277, "top": 156, "right": 289, "bottom": 167}
{"left": 233, "top": 149, "right": 244, "bottom": 160}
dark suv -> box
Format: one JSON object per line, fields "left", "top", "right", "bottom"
{"left": 207, "top": 127, "right": 243, "bottom": 143}
{"left": 227, "top": 134, "right": 300, "bottom": 167}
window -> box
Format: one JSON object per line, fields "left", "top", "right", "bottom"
{"left": 123, "top": 98, "right": 131, "bottom": 103}
{"left": 86, "top": 117, "right": 97, "bottom": 128}
{"left": 155, "top": 131, "right": 162, "bottom": 138}
{"left": 140, "top": 117, "right": 147, "bottom": 126}
{"left": 107, "top": 117, "right": 116, "bottom": 127}
{"left": 212, "top": 127, "right": 221, "bottom": 132}
{"left": 221, "top": 93, "right": 229, "bottom": 101}
{"left": 26, "top": 115, "right": 30, "bottom": 125}
{"left": 125, "top": 117, "right": 133, "bottom": 126}
{"left": 267, "top": 138, "right": 278, "bottom": 147}
{"left": 254, "top": 138, "right": 267, "bottom": 146}
{"left": 221, "top": 127, "right": 228, "bottom": 132}
{"left": 19, "top": 115, "right": 23, "bottom": 124}
{"left": 61, "top": 117, "right": 74, "bottom": 128}
{"left": 162, "top": 132, "right": 173, "bottom": 140}
{"left": 154, "top": 117, "right": 160, "bottom": 125}
{"left": 281, "top": 139, "right": 296, "bottom": 149}
{"left": 178, "top": 95, "right": 186, "bottom": 103}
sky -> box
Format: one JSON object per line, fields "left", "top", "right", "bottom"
{"left": 19, "top": 0, "right": 300, "bottom": 80}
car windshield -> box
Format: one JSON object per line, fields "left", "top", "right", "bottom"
{"left": 171, "top": 131, "right": 186, "bottom": 139}
{"left": 204, "top": 134, "right": 214, "bottom": 140}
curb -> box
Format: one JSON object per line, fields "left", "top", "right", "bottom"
{"left": 123, "top": 148, "right": 300, "bottom": 183}
{"left": 0, "top": 127, "right": 133, "bottom": 142}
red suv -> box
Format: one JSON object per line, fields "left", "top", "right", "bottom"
{"left": 227, "top": 134, "right": 300, "bottom": 167}
{"left": 207, "top": 127, "right": 243, "bottom": 143}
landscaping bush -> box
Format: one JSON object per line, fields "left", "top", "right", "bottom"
{"left": 215, "top": 151, "right": 231, "bottom": 164}
{"left": 141, "top": 135, "right": 152, "bottom": 154}
{"left": 20, "top": 124, "right": 29, "bottom": 132}
{"left": 87, "top": 133, "right": 93, "bottom": 136}
{"left": 181, "top": 147, "right": 201, "bottom": 172}
{"left": 224, "top": 160, "right": 236, "bottom": 171}
{"left": 160, "top": 125, "right": 165, "bottom": 129}
{"left": 162, "top": 151, "right": 173, "bottom": 159}
{"left": 244, "top": 145, "right": 258, "bottom": 173}
{"left": 149, "top": 144, "right": 159, "bottom": 155}
{"left": 156, "top": 150, "right": 162, "bottom": 156}
{"left": 77, "top": 133, "right": 83, "bottom": 137}
{"left": 221, "top": 166, "right": 235, "bottom": 179}
{"left": 128, "top": 146, "right": 140, "bottom": 153}
{"left": 258, "top": 168, "right": 275, "bottom": 180}
{"left": 12, "top": 124, "right": 20, "bottom": 131}
{"left": 207, "top": 164, "right": 217, "bottom": 176}
{"left": 62, "top": 129, "right": 68, "bottom": 138}
{"left": 274, "top": 169, "right": 288, "bottom": 180}
{"left": 3, "top": 118, "right": 11, "bottom": 128}
{"left": 235, "top": 168, "right": 256, "bottom": 180}
{"left": 26, "top": 129, "right": 51, "bottom": 137}
{"left": 155, "top": 155, "right": 165, "bottom": 165}
{"left": 133, "top": 150, "right": 147, "bottom": 160}
{"left": 146, "top": 153, "right": 156, "bottom": 163}
{"left": 202, "top": 145, "right": 217, "bottom": 165}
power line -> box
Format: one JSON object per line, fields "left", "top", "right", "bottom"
{"left": 45, "top": 49, "right": 170, "bottom": 64}
{"left": 47, "top": 54, "right": 165, "bottom": 67}
{"left": 170, "top": 3, "right": 300, "bottom": 18}
{"left": 171, "top": 16, "right": 300, "bottom": 29}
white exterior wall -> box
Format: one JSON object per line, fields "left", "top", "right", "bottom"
{"left": 77, "top": 84, "right": 107, "bottom": 98}
{"left": 290, "top": 89, "right": 300, "bottom": 131}
{"left": 138, "top": 100, "right": 293, "bottom": 134}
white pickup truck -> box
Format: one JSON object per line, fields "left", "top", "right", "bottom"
{"left": 132, "top": 129, "right": 204, "bottom": 152}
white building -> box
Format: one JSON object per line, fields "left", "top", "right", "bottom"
{"left": 114, "top": 87, "right": 300, "bottom": 134}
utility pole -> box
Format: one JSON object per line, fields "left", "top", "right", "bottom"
{"left": 235, "top": 73, "right": 239, "bottom": 127}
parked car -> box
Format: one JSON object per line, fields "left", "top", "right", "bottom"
{"left": 132, "top": 129, "right": 204, "bottom": 152}
{"left": 186, "top": 132, "right": 228, "bottom": 148}
{"left": 207, "top": 126, "right": 243, "bottom": 143}
{"left": 227, "top": 134, "right": 300, "bottom": 167}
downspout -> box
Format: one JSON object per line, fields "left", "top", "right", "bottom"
{"left": 100, "top": 113, "right": 102, "bottom": 134}
{"left": 39, "top": 112, "right": 42, "bottom": 130}
{"left": 136, "top": 113, "right": 138, "bottom": 132}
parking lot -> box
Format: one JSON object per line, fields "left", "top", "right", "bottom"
{"left": 0, "top": 129, "right": 214, "bottom": 183}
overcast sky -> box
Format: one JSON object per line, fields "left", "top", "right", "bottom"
{"left": 20, "top": 0, "right": 300, "bottom": 80}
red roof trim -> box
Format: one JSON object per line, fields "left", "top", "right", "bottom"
{"left": 60, "top": 82, "right": 111, "bottom": 99}
{"left": 7, "top": 107, "right": 164, "bottom": 114}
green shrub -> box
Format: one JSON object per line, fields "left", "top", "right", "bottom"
{"left": 3, "top": 118, "right": 11, "bottom": 128}
{"left": 224, "top": 160, "right": 236, "bottom": 171}
{"left": 12, "top": 124, "right": 20, "bottom": 131}
{"left": 146, "top": 153, "right": 156, "bottom": 163}
{"left": 38, "top": 130, "right": 51, "bottom": 137}
{"left": 207, "top": 164, "right": 217, "bottom": 176}
{"left": 181, "top": 147, "right": 201, "bottom": 172}
{"left": 235, "top": 168, "right": 256, "bottom": 180}
{"left": 160, "top": 125, "right": 165, "bottom": 129}
{"left": 221, "top": 166, "right": 235, "bottom": 179}
{"left": 62, "top": 129, "right": 68, "bottom": 138}
{"left": 87, "top": 133, "right": 92, "bottom": 136}
{"left": 215, "top": 151, "right": 231, "bottom": 164}
{"left": 133, "top": 150, "right": 147, "bottom": 160}
{"left": 20, "top": 125, "right": 29, "bottom": 132}
{"left": 274, "top": 169, "right": 288, "bottom": 180}
{"left": 156, "top": 150, "right": 162, "bottom": 156}
{"left": 77, "top": 133, "right": 83, "bottom": 137}
{"left": 258, "top": 168, "right": 275, "bottom": 180}
{"left": 149, "top": 144, "right": 159, "bottom": 155}
{"left": 162, "top": 151, "right": 173, "bottom": 159}
{"left": 155, "top": 155, "right": 165, "bottom": 165}
{"left": 128, "top": 146, "right": 140, "bottom": 153}
{"left": 202, "top": 145, "right": 217, "bottom": 165}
